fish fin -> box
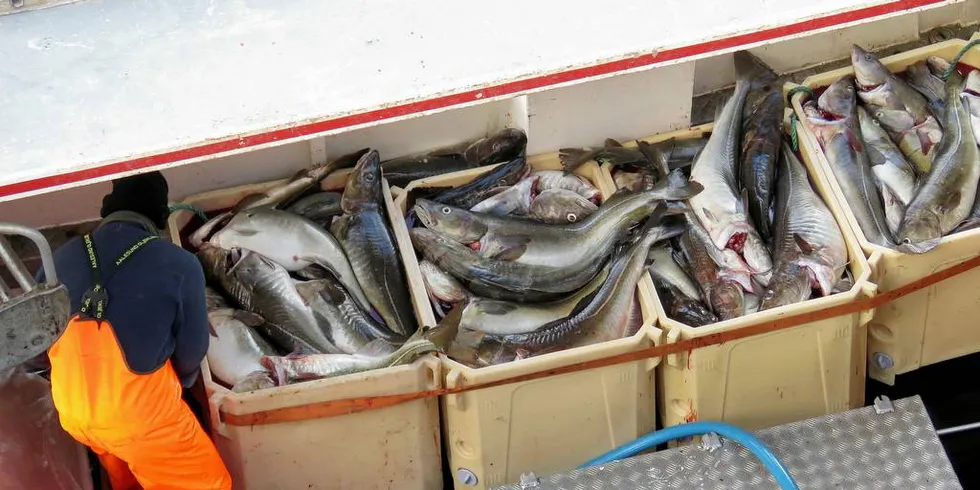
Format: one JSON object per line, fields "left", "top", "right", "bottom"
{"left": 293, "top": 280, "right": 327, "bottom": 307}
{"left": 701, "top": 207, "right": 717, "bottom": 223}
{"left": 484, "top": 235, "right": 531, "bottom": 261}
{"left": 736, "top": 188, "right": 749, "bottom": 216}
{"left": 651, "top": 168, "right": 703, "bottom": 200}
{"left": 332, "top": 148, "right": 372, "bottom": 172}
{"left": 939, "top": 191, "right": 962, "bottom": 214}
{"left": 318, "top": 280, "right": 348, "bottom": 305}
{"left": 604, "top": 138, "right": 624, "bottom": 147}
{"left": 637, "top": 140, "right": 671, "bottom": 178}
{"left": 233, "top": 310, "right": 266, "bottom": 327}
{"left": 792, "top": 233, "right": 816, "bottom": 255}
{"left": 231, "top": 193, "right": 273, "bottom": 213}
{"left": 733, "top": 50, "right": 778, "bottom": 84}
{"left": 558, "top": 148, "right": 595, "bottom": 174}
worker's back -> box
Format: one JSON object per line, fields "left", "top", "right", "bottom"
{"left": 45, "top": 218, "right": 209, "bottom": 427}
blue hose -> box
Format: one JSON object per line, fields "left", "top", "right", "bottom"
{"left": 579, "top": 421, "right": 800, "bottom": 490}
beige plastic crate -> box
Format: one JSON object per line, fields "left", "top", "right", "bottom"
{"left": 600, "top": 124, "right": 875, "bottom": 431}
{"left": 166, "top": 171, "right": 442, "bottom": 490}
{"left": 393, "top": 156, "right": 660, "bottom": 490}
{"left": 792, "top": 37, "right": 980, "bottom": 385}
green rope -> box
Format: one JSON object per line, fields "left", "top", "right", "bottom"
{"left": 790, "top": 112, "right": 800, "bottom": 152}
{"left": 168, "top": 203, "right": 208, "bottom": 222}
{"left": 942, "top": 38, "right": 980, "bottom": 80}
{"left": 785, "top": 85, "right": 813, "bottom": 105}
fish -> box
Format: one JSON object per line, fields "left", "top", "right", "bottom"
{"left": 284, "top": 192, "right": 343, "bottom": 229}
{"left": 332, "top": 150, "right": 418, "bottom": 335}
{"left": 802, "top": 76, "right": 896, "bottom": 247}
{"left": 851, "top": 45, "right": 942, "bottom": 173}
{"left": 379, "top": 128, "right": 528, "bottom": 188}
{"left": 532, "top": 170, "right": 602, "bottom": 201}
{"left": 409, "top": 227, "right": 603, "bottom": 301}
{"left": 486, "top": 218, "right": 683, "bottom": 350}
{"left": 420, "top": 260, "right": 470, "bottom": 316}
{"left": 294, "top": 278, "right": 406, "bottom": 355}
{"left": 209, "top": 207, "right": 373, "bottom": 314}
{"left": 904, "top": 60, "right": 947, "bottom": 121}
{"left": 527, "top": 188, "right": 598, "bottom": 224}
{"left": 413, "top": 170, "right": 701, "bottom": 270}
{"left": 759, "top": 143, "right": 847, "bottom": 311}
{"left": 688, "top": 53, "right": 772, "bottom": 275}
{"left": 264, "top": 304, "right": 461, "bottom": 384}
{"left": 612, "top": 169, "right": 657, "bottom": 192}
{"left": 459, "top": 268, "right": 610, "bottom": 336}
{"left": 262, "top": 325, "right": 442, "bottom": 385}
{"left": 857, "top": 106, "right": 918, "bottom": 235}
{"left": 674, "top": 215, "right": 748, "bottom": 321}
{"left": 460, "top": 128, "right": 529, "bottom": 166}
{"left": 898, "top": 69, "right": 980, "bottom": 253}
{"left": 736, "top": 51, "right": 783, "bottom": 242}
{"left": 647, "top": 243, "right": 702, "bottom": 300}
{"left": 559, "top": 138, "right": 648, "bottom": 174}
{"left": 927, "top": 56, "right": 952, "bottom": 78}
{"left": 197, "top": 247, "right": 337, "bottom": 355}
{"left": 651, "top": 275, "right": 717, "bottom": 327}
{"left": 204, "top": 289, "right": 277, "bottom": 393}
{"left": 419, "top": 156, "right": 530, "bottom": 209}
{"left": 189, "top": 149, "right": 367, "bottom": 248}
{"left": 954, "top": 71, "right": 980, "bottom": 232}
{"left": 656, "top": 136, "right": 710, "bottom": 168}
{"left": 470, "top": 175, "right": 538, "bottom": 216}
{"left": 743, "top": 293, "right": 760, "bottom": 315}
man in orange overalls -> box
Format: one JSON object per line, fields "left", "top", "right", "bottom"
{"left": 42, "top": 172, "right": 232, "bottom": 490}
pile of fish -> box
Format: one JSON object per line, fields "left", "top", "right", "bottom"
{"left": 406, "top": 145, "right": 704, "bottom": 367}
{"left": 183, "top": 129, "right": 528, "bottom": 391}
{"left": 605, "top": 51, "right": 851, "bottom": 327}
{"left": 803, "top": 45, "right": 980, "bottom": 253}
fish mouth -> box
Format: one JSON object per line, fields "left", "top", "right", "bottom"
{"left": 897, "top": 237, "right": 941, "bottom": 254}
{"left": 413, "top": 200, "right": 436, "bottom": 228}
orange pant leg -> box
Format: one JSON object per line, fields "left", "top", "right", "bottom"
{"left": 103, "top": 401, "right": 232, "bottom": 490}
{"left": 97, "top": 451, "right": 142, "bottom": 490}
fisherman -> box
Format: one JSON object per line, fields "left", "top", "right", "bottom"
{"left": 41, "top": 172, "right": 232, "bottom": 490}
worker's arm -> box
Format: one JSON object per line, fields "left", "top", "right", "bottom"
{"left": 172, "top": 256, "right": 210, "bottom": 388}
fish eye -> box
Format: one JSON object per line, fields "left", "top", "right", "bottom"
{"left": 364, "top": 173, "right": 376, "bottom": 182}
{"left": 498, "top": 179, "right": 507, "bottom": 186}
{"left": 901, "top": 237, "right": 912, "bottom": 245}
{"left": 566, "top": 213, "right": 578, "bottom": 222}
{"left": 441, "top": 206, "right": 451, "bottom": 215}
{"left": 865, "top": 54, "right": 873, "bottom": 61}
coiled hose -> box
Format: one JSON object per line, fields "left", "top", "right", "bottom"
{"left": 579, "top": 421, "right": 800, "bottom": 490}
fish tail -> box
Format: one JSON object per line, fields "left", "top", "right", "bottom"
{"left": 733, "top": 50, "right": 778, "bottom": 85}
{"left": 559, "top": 148, "right": 596, "bottom": 174}
{"left": 651, "top": 168, "right": 704, "bottom": 200}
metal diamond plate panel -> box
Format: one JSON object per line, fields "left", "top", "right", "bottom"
{"left": 494, "top": 396, "right": 961, "bottom": 489}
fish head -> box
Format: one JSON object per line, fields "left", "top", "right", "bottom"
{"left": 470, "top": 128, "right": 528, "bottom": 164}
{"left": 709, "top": 280, "right": 745, "bottom": 321}
{"left": 799, "top": 258, "right": 845, "bottom": 297}
{"left": 342, "top": 150, "right": 383, "bottom": 212}
{"left": 851, "top": 45, "right": 890, "bottom": 89}
{"left": 898, "top": 209, "right": 943, "bottom": 254}
{"left": 196, "top": 245, "right": 234, "bottom": 278}
{"left": 413, "top": 199, "right": 487, "bottom": 243}
{"left": 409, "top": 227, "right": 466, "bottom": 263}
{"left": 758, "top": 263, "right": 812, "bottom": 311}
{"left": 869, "top": 106, "right": 916, "bottom": 132}
{"left": 818, "top": 76, "right": 857, "bottom": 118}
{"left": 927, "top": 56, "right": 952, "bottom": 77}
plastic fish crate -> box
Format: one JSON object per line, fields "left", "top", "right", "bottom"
{"left": 166, "top": 173, "right": 442, "bottom": 490}
{"left": 393, "top": 155, "right": 661, "bottom": 490}
{"left": 792, "top": 36, "right": 980, "bottom": 385}
{"left": 599, "top": 124, "right": 875, "bottom": 432}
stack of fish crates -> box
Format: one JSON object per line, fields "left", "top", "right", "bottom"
{"left": 599, "top": 123, "right": 876, "bottom": 432}
{"left": 167, "top": 172, "right": 444, "bottom": 490}
{"left": 391, "top": 152, "right": 662, "bottom": 490}
{"left": 792, "top": 36, "right": 980, "bottom": 385}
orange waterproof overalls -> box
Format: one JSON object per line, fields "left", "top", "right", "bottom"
{"left": 48, "top": 233, "right": 232, "bottom": 490}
